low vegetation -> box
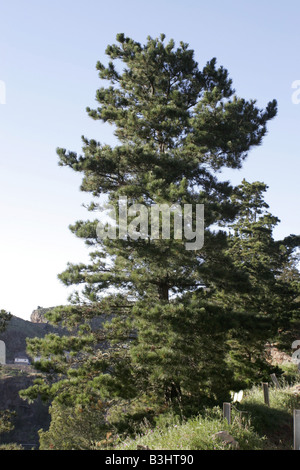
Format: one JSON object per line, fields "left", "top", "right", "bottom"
{"left": 110, "top": 378, "right": 300, "bottom": 451}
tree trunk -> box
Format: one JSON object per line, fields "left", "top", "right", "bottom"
{"left": 158, "top": 283, "right": 169, "bottom": 302}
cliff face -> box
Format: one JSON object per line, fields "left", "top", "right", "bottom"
{"left": 30, "top": 307, "right": 54, "bottom": 324}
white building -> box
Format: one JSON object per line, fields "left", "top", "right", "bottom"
{"left": 14, "top": 357, "right": 30, "bottom": 365}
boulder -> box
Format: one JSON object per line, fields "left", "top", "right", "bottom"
{"left": 212, "top": 431, "right": 239, "bottom": 449}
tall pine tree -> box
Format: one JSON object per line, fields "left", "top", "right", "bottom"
{"left": 23, "top": 34, "right": 281, "bottom": 432}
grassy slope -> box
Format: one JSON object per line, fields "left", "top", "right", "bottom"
{"left": 113, "top": 377, "right": 300, "bottom": 450}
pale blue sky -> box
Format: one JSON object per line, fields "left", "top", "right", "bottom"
{"left": 0, "top": 0, "right": 300, "bottom": 319}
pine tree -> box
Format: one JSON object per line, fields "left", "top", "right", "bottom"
{"left": 23, "top": 34, "right": 280, "bottom": 431}
{"left": 213, "top": 179, "right": 300, "bottom": 387}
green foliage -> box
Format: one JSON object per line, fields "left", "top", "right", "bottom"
{"left": 115, "top": 383, "right": 299, "bottom": 450}
{"left": 56, "top": 33, "right": 277, "bottom": 309}
{"left": 21, "top": 33, "right": 300, "bottom": 446}
{"left": 0, "top": 410, "right": 15, "bottom": 435}
{"left": 0, "top": 410, "right": 23, "bottom": 450}
{"left": 0, "top": 309, "right": 12, "bottom": 333}
{"left": 38, "top": 401, "right": 108, "bottom": 450}
{"left": 240, "top": 384, "right": 300, "bottom": 448}
{"left": 209, "top": 179, "right": 300, "bottom": 387}
{"left": 280, "top": 363, "right": 300, "bottom": 384}
{"left": 0, "top": 443, "right": 24, "bottom": 450}
{"left": 116, "top": 407, "right": 265, "bottom": 450}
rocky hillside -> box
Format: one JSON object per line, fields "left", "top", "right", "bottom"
{"left": 0, "top": 311, "right": 63, "bottom": 448}
{"left": 0, "top": 307, "right": 108, "bottom": 448}
{"left": 0, "top": 313, "right": 61, "bottom": 363}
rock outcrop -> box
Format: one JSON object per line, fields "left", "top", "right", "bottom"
{"left": 30, "top": 306, "right": 54, "bottom": 324}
